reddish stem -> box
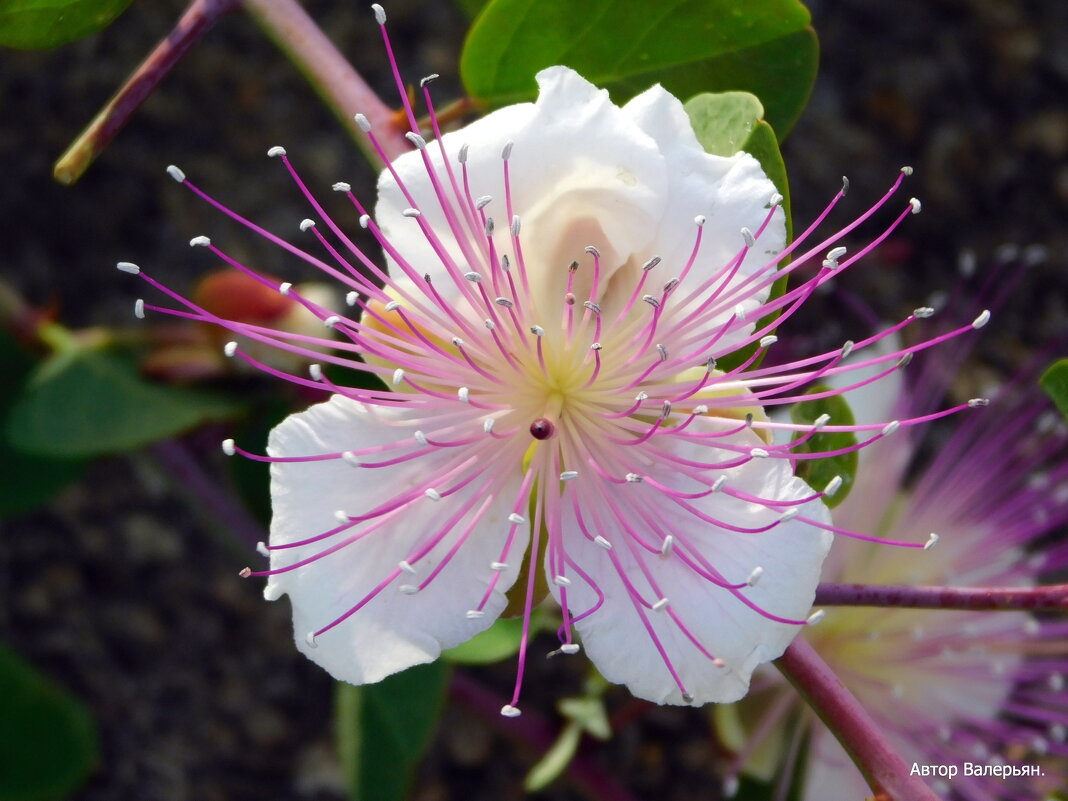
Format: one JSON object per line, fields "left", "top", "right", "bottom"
{"left": 241, "top": 0, "right": 408, "bottom": 165}
{"left": 54, "top": 0, "right": 238, "bottom": 185}
{"left": 775, "top": 638, "right": 940, "bottom": 801}
{"left": 815, "top": 581, "right": 1068, "bottom": 610}
{"left": 450, "top": 672, "right": 644, "bottom": 801}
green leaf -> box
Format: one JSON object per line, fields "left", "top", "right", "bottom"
{"left": 0, "top": 0, "right": 133, "bottom": 50}
{"left": 461, "top": 0, "right": 817, "bottom": 137}
{"left": 6, "top": 347, "right": 245, "bottom": 458}
{"left": 1040, "top": 358, "right": 1068, "bottom": 421}
{"left": 0, "top": 332, "right": 86, "bottom": 515}
{"left": 789, "top": 386, "right": 858, "bottom": 508}
{"left": 524, "top": 721, "right": 582, "bottom": 792}
{"left": 442, "top": 615, "right": 523, "bottom": 664}
{"left": 336, "top": 661, "right": 450, "bottom": 801}
{"left": 0, "top": 643, "right": 98, "bottom": 801}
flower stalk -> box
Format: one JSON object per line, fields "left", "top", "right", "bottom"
{"left": 815, "top": 582, "right": 1068, "bottom": 611}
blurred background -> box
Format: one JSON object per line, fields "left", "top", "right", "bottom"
{"left": 2, "top": 0, "right": 1066, "bottom": 799}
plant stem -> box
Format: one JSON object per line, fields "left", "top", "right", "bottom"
{"left": 450, "top": 672, "right": 644, "bottom": 801}
{"left": 776, "top": 638, "right": 940, "bottom": 801}
{"left": 53, "top": 0, "right": 238, "bottom": 185}
{"left": 815, "top": 582, "right": 1068, "bottom": 610}
{"left": 241, "top": 0, "right": 408, "bottom": 167}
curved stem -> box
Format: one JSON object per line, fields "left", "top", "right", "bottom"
{"left": 775, "top": 638, "right": 940, "bottom": 801}
{"left": 815, "top": 581, "right": 1068, "bottom": 610}
{"left": 54, "top": 0, "right": 238, "bottom": 185}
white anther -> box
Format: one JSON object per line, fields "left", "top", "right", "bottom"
{"left": 530, "top": 325, "right": 544, "bottom": 336}
{"left": 584, "top": 246, "right": 601, "bottom": 259}
{"left": 769, "top": 192, "right": 783, "bottom": 207}
{"left": 398, "top": 560, "right": 416, "bottom": 574}
{"left": 660, "top": 535, "right": 674, "bottom": 557}
{"left": 134, "top": 299, "right": 145, "bottom": 319}
{"left": 221, "top": 438, "right": 236, "bottom": 456}
{"left": 300, "top": 218, "right": 316, "bottom": 232}
{"left": 508, "top": 513, "right": 526, "bottom": 524}
{"left": 681, "top": 692, "right": 695, "bottom": 703}
{"left": 813, "top": 413, "right": 830, "bottom": 430}
{"left": 402, "top": 208, "right": 421, "bottom": 218}
{"left": 652, "top": 598, "right": 670, "bottom": 612}
{"left": 309, "top": 363, "right": 323, "bottom": 382}
{"left": 625, "top": 473, "right": 643, "bottom": 483}
{"left": 692, "top": 405, "right": 709, "bottom": 415}
{"left": 278, "top": 282, "right": 293, "bottom": 296}
{"left": 334, "top": 510, "right": 349, "bottom": 523}
{"left": 451, "top": 336, "right": 464, "bottom": 348}
{"left": 501, "top": 141, "right": 514, "bottom": 160}
{"left": 807, "top": 609, "right": 826, "bottom": 625}
{"left": 484, "top": 217, "right": 496, "bottom": 237}
{"left": 385, "top": 300, "right": 401, "bottom": 312}
{"left": 741, "top": 227, "right": 755, "bottom": 248}
{"left": 387, "top": 368, "right": 404, "bottom": 387}
{"left": 662, "top": 278, "right": 679, "bottom": 293}
{"left": 256, "top": 541, "right": 270, "bottom": 557}
{"left": 483, "top": 418, "right": 496, "bottom": 434}
{"left": 405, "top": 131, "right": 427, "bottom": 149}
{"left": 473, "top": 195, "right": 493, "bottom": 211}
{"left": 463, "top": 271, "right": 482, "bottom": 283}
{"left": 882, "top": 420, "right": 900, "bottom": 436}
{"left": 116, "top": 261, "right": 141, "bottom": 274}
{"left": 399, "top": 584, "right": 419, "bottom": 595}
{"left": 223, "top": 341, "right": 238, "bottom": 357}
{"left": 759, "top": 335, "right": 778, "bottom": 348}
{"left": 967, "top": 397, "right": 988, "bottom": 408}
{"left": 822, "top": 258, "right": 839, "bottom": 270}
{"left": 238, "top": 567, "right": 252, "bottom": 578}
{"left": 694, "top": 215, "right": 706, "bottom": 226}
{"left": 590, "top": 342, "right": 603, "bottom": 351}
{"left": 897, "top": 352, "right": 914, "bottom": 369}
{"left": 750, "top": 447, "right": 770, "bottom": 458}
{"left": 840, "top": 340, "right": 855, "bottom": 359}
{"left": 332, "top": 181, "right": 351, "bottom": 192}
{"left": 583, "top": 301, "right": 602, "bottom": 314}
{"left": 642, "top": 256, "right": 662, "bottom": 271}
{"left": 359, "top": 214, "right": 370, "bottom": 228}
{"left": 909, "top": 197, "right": 921, "bottom": 214}
{"left": 354, "top": 113, "right": 371, "bottom": 131}
{"left": 500, "top": 255, "right": 511, "bottom": 272}
{"left": 780, "top": 508, "right": 800, "bottom": 522}
{"left": 458, "top": 143, "right": 469, "bottom": 163}
{"left": 747, "top": 566, "right": 764, "bottom": 586}
{"left": 483, "top": 319, "right": 497, "bottom": 332}
{"left": 267, "top": 145, "right": 286, "bottom": 158}
{"left": 901, "top": 165, "right": 914, "bottom": 176}
{"left": 458, "top": 387, "right": 470, "bottom": 403}
{"left": 419, "top": 74, "right": 439, "bottom": 87}
{"left": 490, "top": 561, "right": 508, "bottom": 572}
{"left": 642, "top": 294, "right": 661, "bottom": 308}
{"left": 500, "top": 705, "right": 521, "bottom": 718}
{"left": 972, "top": 309, "right": 991, "bottom": 329}
{"left": 913, "top": 306, "right": 935, "bottom": 318}
{"left": 559, "top": 643, "right": 580, "bottom": 654}
{"left": 189, "top": 235, "right": 211, "bottom": 247}
{"left": 560, "top": 470, "right": 579, "bottom": 482}
{"left": 661, "top": 401, "right": 672, "bottom": 419}
{"left": 553, "top": 575, "right": 572, "bottom": 587}
{"left": 305, "top": 632, "right": 318, "bottom": 648}
{"left": 166, "top": 164, "right": 186, "bottom": 182}
{"left": 825, "top": 246, "right": 848, "bottom": 263}
{"left": 342, "top": 451, "right": 360, "bottom": 466}
{"left": 594, "top": 535, "right": 612, "bottom": 550}
{"left": 924, "top": 532, "right": 940, "bottom": 550}
{"left": 734, "top": 303, "right": 747, "bottom": 321}
{"left": 424, "top": 488, "right": 442, "bottom": 501}
{"left": 656, "top": 343, "right": 668, "bottom": 361}
{"left": 711, "top": 475, "right": 727, "bottom": 492}
{"left": 323, "top": 315, "right": 341, "bottom": 328}
{"left": 465, "top": 609, "right": 484, "bottom": 619}
{"left": 841, "top": 176, "right": 850, "bottom": 195}
{"left": 508, "top": 216, "right": 522, "bottom": 239}
{"left": 413, "top": 430, "right": 427, "bottom": 446}
{"left": 635, "top": 392, "right": 649, "bottom": 402}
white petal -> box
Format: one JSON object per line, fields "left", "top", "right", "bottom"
{"left": 266, "top": 394, "right": 527, "bottom": 684}
{"left": 549, "top": 419, "right": 831, "bottom": 704}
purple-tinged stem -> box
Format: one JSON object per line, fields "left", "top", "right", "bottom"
{"left": 241, "top": 0, "right": 408, "bottom": 166}
{"left": 815, "top": 582, "right": 1068, "bottom": 611}
{"left": 450, "top": 672, "right": 644, "bottom": 801}
{"left": 149, "top": 438, "right": 264, "bottom": 552}
{"left": 53, "top": 0, "right": 238, "bottom": 185}
{"left": 776, "top": 638, "right": 940, "bottom": 801}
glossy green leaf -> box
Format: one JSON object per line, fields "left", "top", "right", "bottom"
{"left": 442, "top": 615, "right": 523, "bottom": 664}
{"left": 789, "top": 386, "right": 858, "bottom": 508}
{"left": 336, "top": 661, "right": 450, "bottom": 801}
{"left": 0, "top": 643, "right": 98, "bottom": 801}
{"left": 0, "top": 0, "right": 133, "bottom": 50}
{"left": 1040, "top": 358, "right": 1068, "bottom": 421}
{"left": 0, "top": 332, "right": 85, "bottom": 515}
{"left": 461, "top": 0, "right": 817, "bottom": 137}
{"left": 7, "top": 348, "right": 244, "bottom": 458}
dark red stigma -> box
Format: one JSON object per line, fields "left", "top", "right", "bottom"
{"left": 529, "top": 418, "right": 555, "bottom": 440}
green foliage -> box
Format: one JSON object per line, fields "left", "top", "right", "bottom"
{"left": 453, "top": 0, "right": 490, "bottom": 18}
{"left": 789, "top": 386, "right": 858, "bottom": 508}
{"left": 442, "top": 615, "right": 523, "bottom": 664}
{"left": 525, "top": 683, "right": 611, "bottom": 792}
{"left": 461, "top": 0, "right": 817, "bottom": 137}
{"left": 6, "top": 346, "right": 244, "bottom": 458}
{"left": 0, "top": 332, "right": 85, "bottom": 515}
{"left": 0, "top": 643, "right": 98, "bottom": 801}
{"left": 335, "top": 662, "right": 450, "bottom": 801}
{"left": 1040, "top": 358, "right": 1068, "bottom": 421}
{"left": 0, "top": 0, "right": 133, "bottom": 50}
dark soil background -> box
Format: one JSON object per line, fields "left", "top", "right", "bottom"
{"left": 2, "top": 1, "right": 1066, "bottom": 800}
